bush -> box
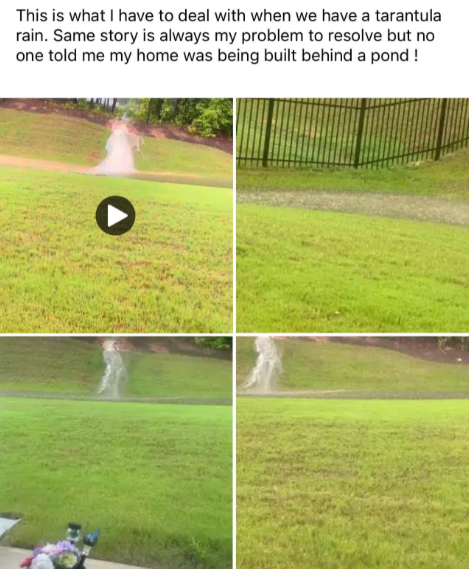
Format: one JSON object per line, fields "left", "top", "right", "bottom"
{"left": 118, "top": 98, "right": 233, "bottom": 138}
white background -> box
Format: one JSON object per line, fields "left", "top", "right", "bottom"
{"left": 0, "top": 0, "right": 466, "bottom": 97}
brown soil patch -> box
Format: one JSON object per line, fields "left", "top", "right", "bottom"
{"left": 0, "top": 155, "right": 90, "bottom": 173}
{"left": 0, "top": 98, "right": 233, "bottom": 154}
{"left": 127, "top": 122, "right": 233, "bottom": 154}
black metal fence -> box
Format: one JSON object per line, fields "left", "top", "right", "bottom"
{"left": 236, "top": 98, "right": 469, "bottom": 169}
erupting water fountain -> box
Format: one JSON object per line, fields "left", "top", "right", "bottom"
{"left": 93, "top": 119, "right": 137, "bottom": 176}
{"left": 243, "top": 336, "right": 282, "bottom": 393}
{"left": 97, "top": 340, "right": 127, "bottom": 399}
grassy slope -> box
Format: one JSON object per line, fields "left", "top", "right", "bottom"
{"left": 0, "top": 338, "right": 232, "bottom": 399}
{"left": 237, "top": 147, "right": 469, "bottom": 199}
{"left": 126, "top": 352, "right": 232, "bottom": 399}
{"left": 0, "top": 338, "right": 101, "bottom": 393}
{"left": 0, "top": 108, "right": 109, "bottom": 165}
{"left": 0, "top": 398, "right": 232, "bottom": 569}
{"left": 0, "top": 109, "right": 233, "bottom": 183}
{"left": 236, "top": 205, "right": 469, "bottom": 332}
{"left": 0, "top": 167, "right": 232, "bottom": 333}
{"left": 236, "top": 338, "right": 469, "bottom": 393}
{"left": 135, "top": 137, "right": 233, "bottom": 186}
{"left": 237, "top": 398, "right": 469, "bottom": 569}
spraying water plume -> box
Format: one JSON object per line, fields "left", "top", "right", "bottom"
{"left": 93, "top": 120, "right": 137, "bottom": 176}
{"left": 243, "top": 336, "right": 282, "bottom": 393}
{"left": 97, "top": 340, "right": 127, "bottom": 399}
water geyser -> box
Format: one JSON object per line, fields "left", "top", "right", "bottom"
{"left": 243, "top": 336, "right": 282, "bottom": 393}
{"left": 97, "top": 340, "right": 126, "bottom": 398}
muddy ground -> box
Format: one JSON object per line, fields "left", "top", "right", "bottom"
{"left": 238, "top": 190, "right": 469, "bottom": 226}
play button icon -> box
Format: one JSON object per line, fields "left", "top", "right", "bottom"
{"left": 108, "top": 204, "right": 128, "bottom": 227}
{"left": 96, "top": 196, "right": 136, "bottom": 235}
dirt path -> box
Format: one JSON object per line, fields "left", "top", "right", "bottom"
{"left": 238, "top": 391, "right": 469, "bottom": 399}
{"left": 0, "top": 391, "right": 232, "bottom": 405}
{"left": 238, "top": 190, "right": 469, "bottom": 227}
{"left": 0, "top": 155, "right": 231, "bottom": 188}
{"left": 0, "top": 154, "right": 90, "bottom": 174}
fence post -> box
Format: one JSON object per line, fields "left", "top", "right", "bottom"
{"left": 353, "top": 98, "right": 367, "bottom": 168}
{"left": 434, "top": 98, "right": 448, "bottom": 161}
{"left": 262, "top": 99, "right": 275, "bottom": 168}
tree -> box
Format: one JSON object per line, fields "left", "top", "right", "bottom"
{"left": 146, "top": 99, "right": 153, "bottom": 124}
{"left": 194, "top": 337, "right": 232, "bottom": 350}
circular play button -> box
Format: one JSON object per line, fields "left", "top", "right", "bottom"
{"left": 95, "top": 196, "right": 136, "bottom": 236}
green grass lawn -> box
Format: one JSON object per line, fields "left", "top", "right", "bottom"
{"left": 0, "top": 338, "right": 232, "bottom": 399}
{"left": 236, "top": 204, "right": 469, "bottom": 332}
{"left": 237, "top": 398, "right": 469, "bottom": 569}
{"left": 0, "top": 397, "right": 232, "bottom": 569}
{"left": 0, "top": 108, "right": 109, "bottom": 165}
{"left": 237, "top": 98, "right": 469, "bottom": 168}
{"left": 135, "top": 137, "right": 232, "bottom": 187}
{"left": 236, "top": 338, "right": 469, "bottom": 394}
{"left": 0, "top": 167, "right": 232, "bottom": 333}
{"left": 237, "top": 147, "right": 469, "bottom": 200}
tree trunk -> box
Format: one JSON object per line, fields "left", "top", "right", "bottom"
{"left": 146, "top": 99, "right": 153, "bottom": 124}
{"left": 111, "top": 98, "right": 118, "bottom": 113}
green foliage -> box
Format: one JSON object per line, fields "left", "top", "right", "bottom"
{"left": 119, "top": 98, "right": 233, "bottom": 138}
{"left": 188, "top": 99, "right": 234, "bottom": 138}
{"left": 195, "top": 337, "right": 233, "bottom": 350}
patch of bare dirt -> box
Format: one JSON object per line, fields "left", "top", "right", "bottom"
{"left": 239, "top": 391, "right": 469, "bottom": 399}
{"left": 0, "top": 155, "right": 231, "bottom": 188}
{"left": 128, "top": 122, "right": 233, "bottom": 154}
{"left": 0, "top": 155, "right": 90, "bottom": 173}
{"left": 0, "top": 98, "right": 233, "bottom": 154}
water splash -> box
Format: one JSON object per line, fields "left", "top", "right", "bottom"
{"left": 243, "top": 336, "right": 282, "bottom": 393}
{"left": 93, "top": 120, "right": 138, "bottom": 176}
{"left": 97, "top": 340, "right": 127, "bottom": 399}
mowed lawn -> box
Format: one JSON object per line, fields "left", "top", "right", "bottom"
{"left": 0, "top": 398, "right": 232, "bottom": 569}
{"left": 0, "top": 108, "right": 109, "bottom": 165}
{"left": 0, "top": 167, "right": 232, "bottom": 332}
{"left": 135, "top": 137, "right": 233, "bottom": 188}
{"left": 236, "top": 205, "right": 469, "bottom": 332}
{"left": 0, "top": 338, "right": 232, "bottom": 400}
{"left": 236, "top": 338, "right": 469, "bottom": 394}
{"left": 237, "top": 147, "right": 469, "bottom": 200}
{"left": 237, "top": 398, "right": 469, "bottom": 569}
